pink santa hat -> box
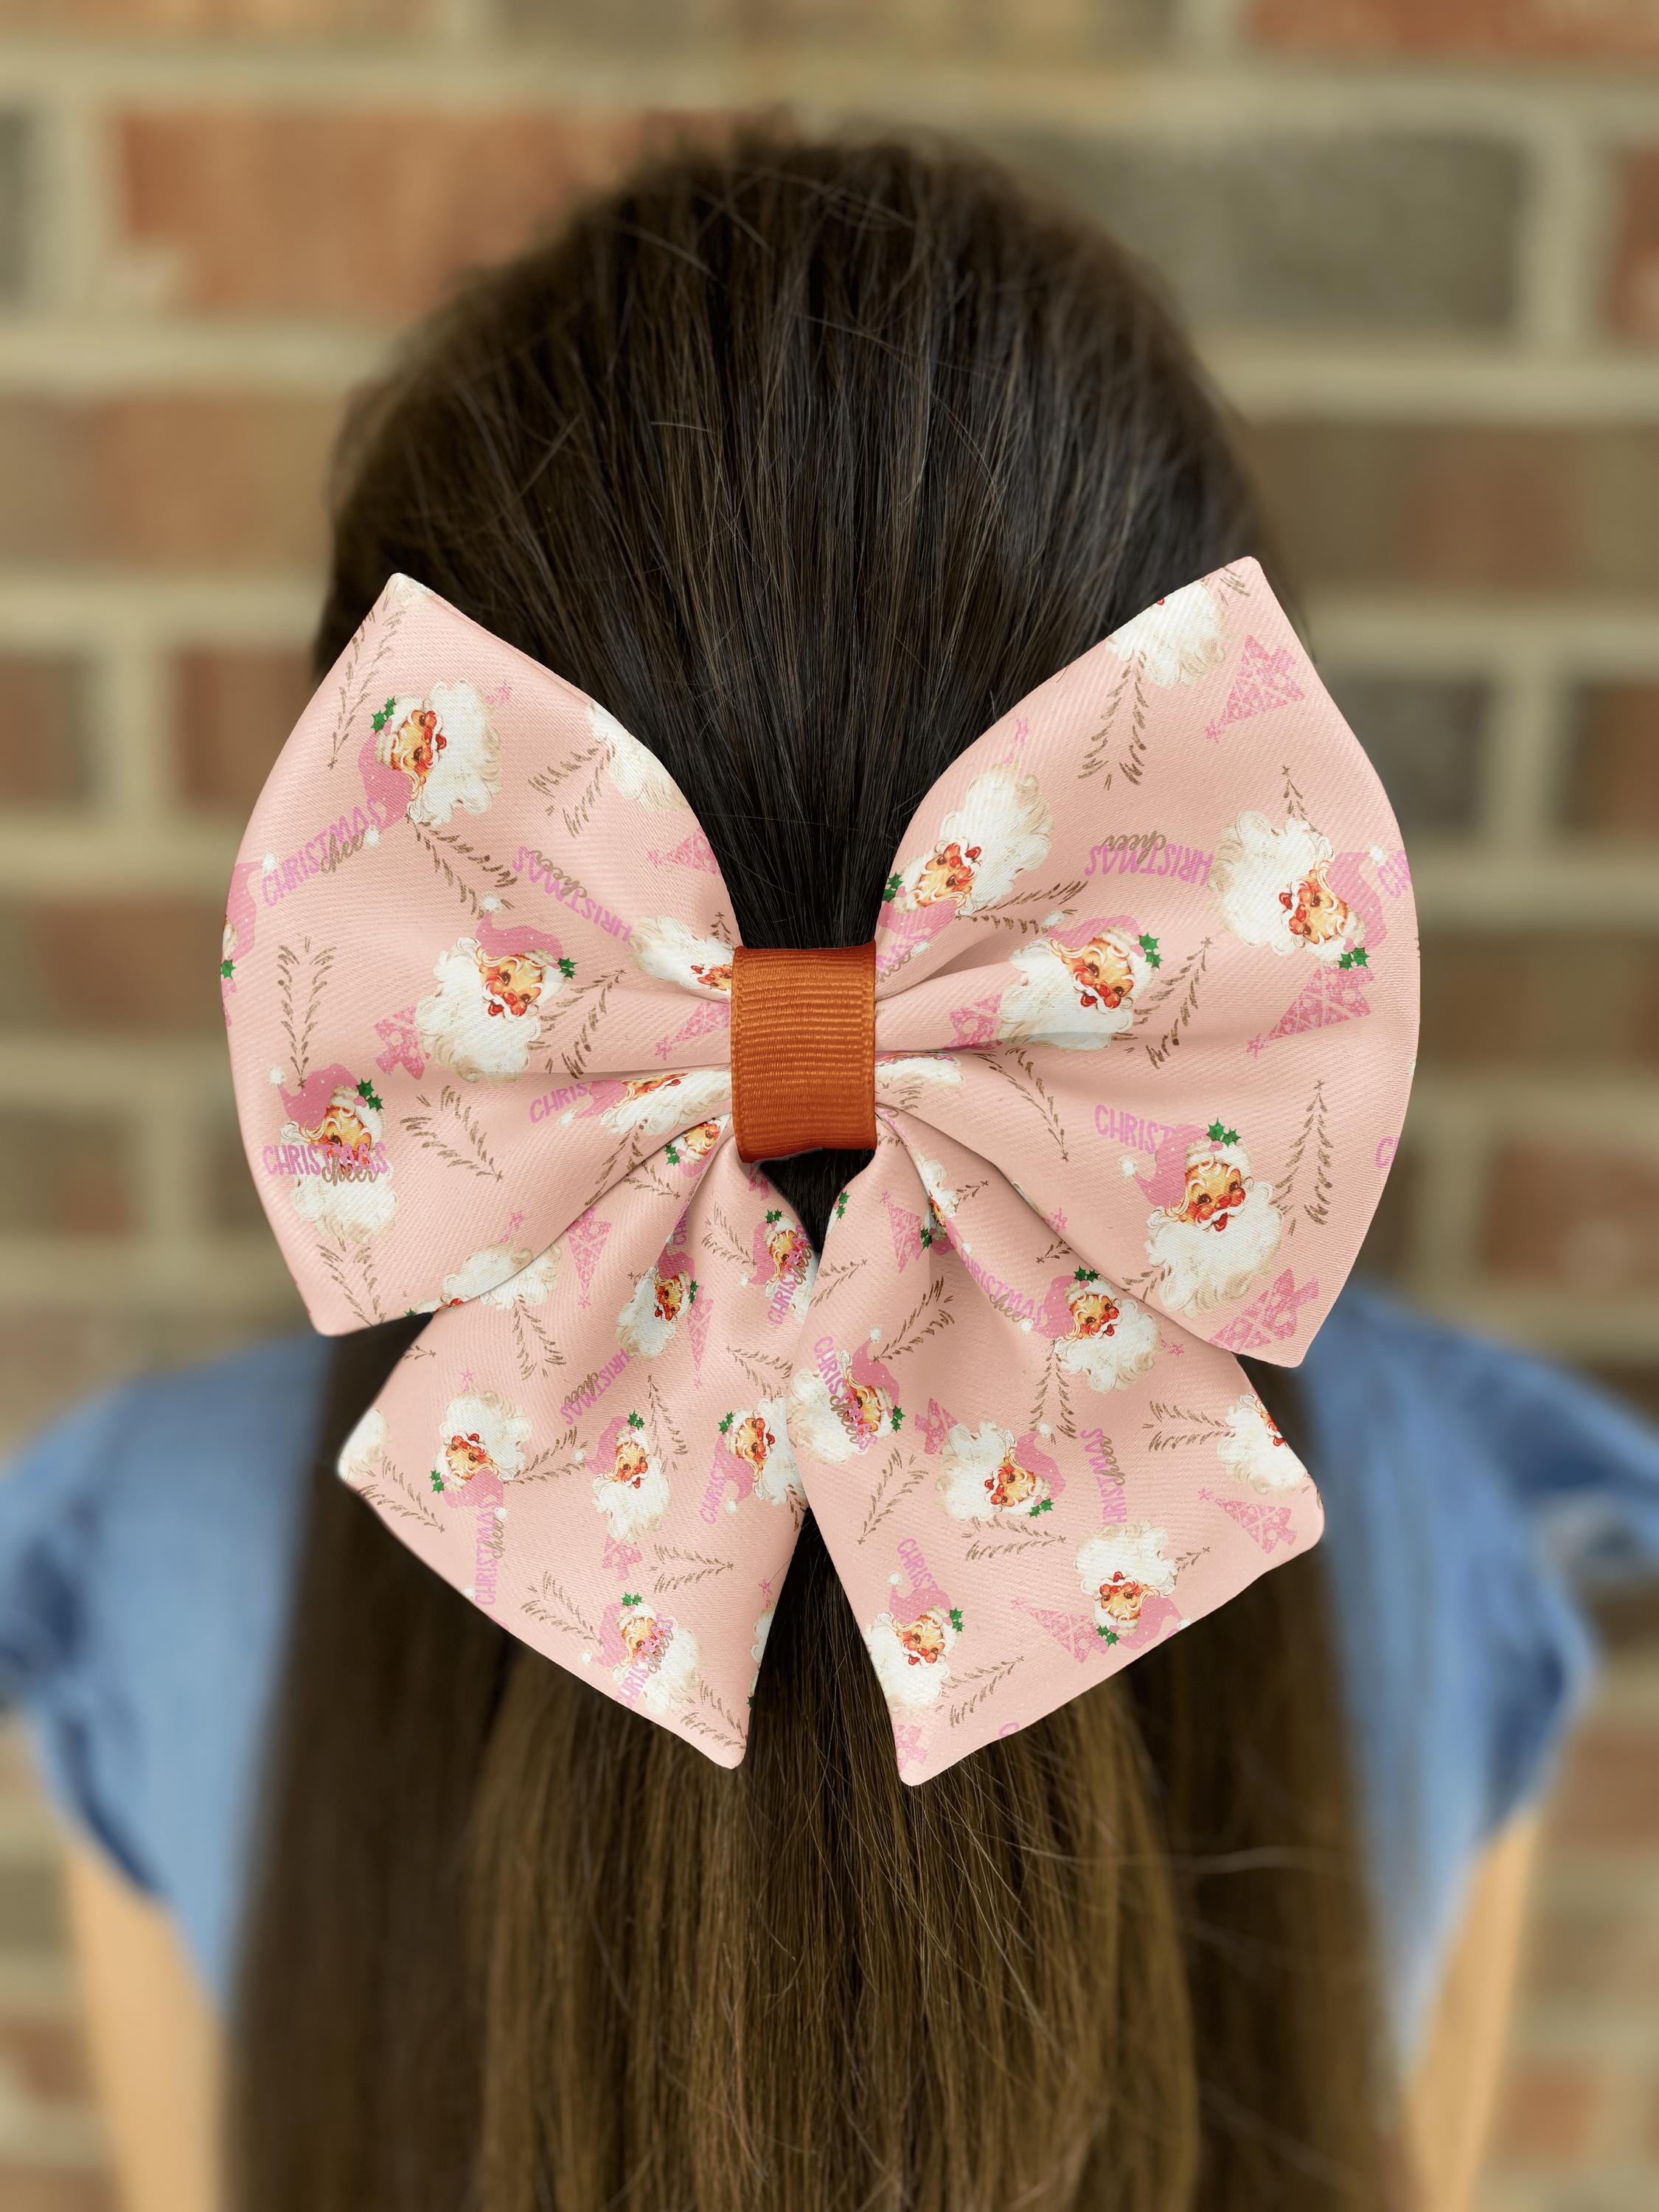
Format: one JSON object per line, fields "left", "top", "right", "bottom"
{"left": 279, "top": 1061, "right": 381, "bottom": 1135}
{"left": 1135, "top": 1121, "right": 1220, "bottom": 1211}
{"left": 1012, "top": 1430, "right": 1065, "bottom": 1500}
{"left": 356, "top": 727, "right": 412, "bottom": 827}
{"left": 470, "top": 907, "right": 567, "bottom": 967}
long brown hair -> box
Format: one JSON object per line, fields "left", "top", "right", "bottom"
{"left": 230, "top": 133, "right": 1394, "bottom": 2211}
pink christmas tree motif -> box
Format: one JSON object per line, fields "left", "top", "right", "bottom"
{"left": 686, "top": 1281, "right": 712, "bottom": 1382}
{"left": 948, "top": 991, "right": 1004, "bottom": 1047}
{"left": 1199, "top": 1486, "right": 1298, "bottom": 1556}
{"left": 654, "top": 997, "right": 731, "bottom": 1060}
{"left": 1211, "top": 1269, "right": 1320, "bottom": 1353}
{"left": 374, "top": 1004, "right": 427, "bottom": 1079}
{"left": 1204, "top": 636, "right": 1305, "bottom": 742}
{"left": 645, "top": 828, "right": 720, "bottom": 873}
{"left": 892, "top": 1720, "right": 928, "bottom": 1773}
{"left": 917, "top": 1397, "right": 958, "bottom": 1453}
{"left": 1012, "top": 1598, "right": 1106, "bottom": 1665}
{"left": 602, "top": 1534, "right": 644, "bottom": 1574}
{"left": 1248, "top": 961, "right": 1371, "bottom": 1053}
{"left": 882, "top": 1189, "right": 929, "bottom": 1270}
{"left": 566, "top": 1208, "right": 613, "bottom": 1308}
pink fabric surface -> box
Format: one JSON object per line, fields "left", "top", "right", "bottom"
{"left": 226, "top": 561, "right": 1417, "bottom": 1781}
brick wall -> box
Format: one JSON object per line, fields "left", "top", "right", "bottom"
{"left": 0, "top": 3, "right": 1655, "bottom": 2205}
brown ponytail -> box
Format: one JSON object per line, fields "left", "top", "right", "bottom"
{"left": 230, "top": 131, "right": 1394, "bottom": 2211}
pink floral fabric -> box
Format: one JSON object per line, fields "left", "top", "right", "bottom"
{"left": 226, "top": 561, "right": 1416, "bottom": 1781}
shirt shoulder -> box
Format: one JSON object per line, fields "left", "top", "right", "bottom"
{"left": 0, "top": 1332, "right": 331, "bottom": 1995}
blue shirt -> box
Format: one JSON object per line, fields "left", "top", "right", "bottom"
{"left": 2, "top": 1285, "right": 1656, "bottom": 2053}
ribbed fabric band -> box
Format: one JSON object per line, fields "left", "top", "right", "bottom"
{"left": 730, "top": 941, "right": 877, "bottom": 1163}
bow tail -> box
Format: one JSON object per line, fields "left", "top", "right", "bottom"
{"left": 791, "top": 1121, "right": 1324, "bottom": 1784}
{"left": 345, "top": 1135, "right": 813, "bottom": 1768}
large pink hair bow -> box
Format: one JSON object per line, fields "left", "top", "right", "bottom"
{"left": 226, "top": 561, "right": 1416, "bottom": 1781}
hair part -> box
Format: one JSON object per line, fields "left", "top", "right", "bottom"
{"left": 231, "top": 129, "right": 1393, "bottom": 2212}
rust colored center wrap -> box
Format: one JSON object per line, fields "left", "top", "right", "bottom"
{"left": 729, "top": 941, "right": 878, "bottom": 1164}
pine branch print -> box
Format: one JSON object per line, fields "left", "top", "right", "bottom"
{"left": 324, "top": 597, "right": 406, "bottom": 772}
{"left": 558, "top": 971, "right": 623, "bottom": 1082}
{"left": 964, "top": 1530, "right": 1063, "bottom": 1562}
{"left": 857, "top": 1449, "right": 923, "bottom": 1544}
{"left": 510, "top": 1301, "right": 564, "bottom": 1380}
{"left": 702, "top": 1207, "right": 753, "bottom": 1270}
{"left": 979, "top": 1048, "right": 1069, "bottom": 1160}
{"left": 1144, "top": 1402, "right": 1229, "bottom": 1452}
{"left": 1282, "top": 762, "right": 1310, "bottom": 821}
{"left": 315, "top": 1241, "right": 373, "bottom": 1328}
{"left": 947, "top": 1655, "right": 1025, "bottom": 1728}
{"left": 1140, "top": 939, "right": 1210, "bottom": 1069}
{"left": 529, "top": 737, "right": 603, "bottom": 807}
{"left": 646, "top": 1374, "right": 689, "bottom": 1463}
{"left": 400, "top": 1087, "right": 504, "bottom": 1181}
{"left": 882, "top": 1275, "right": 956, "bottom": 1363}
{"left": 1079, "top": 659, "right": 1135, "bottom": 783}
{"left": 1277, "top": 1078, "right": 1333, "bottom": 1231}
{"left": 652, "top": 1545, "right": 734, "bottom": 1593}
{"left": 680, "top": 1684, "right": 744, "bottom": 1756}
{"left": 275, "top": 938, "right": 335, "bottom": 1087}
{"left": 811, "top": 1256, "right": 868, "bottom": 1304}
{"left": 524, "top": 1575, "right": 600, "bottom": 1644}
{"left": 732, "top": 1345, "right": 792, "bottom": 1396}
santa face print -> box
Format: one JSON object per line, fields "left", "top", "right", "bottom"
{"left": 592, "top": 1422, "right": 671, "bottom": 1540}
{"left": 863, "top": 1604, "right": 962, "bottom": 1711}
{"left": 1283, "top": 858, "right": 1353, "bottom": 950}
{"left": 766, "top": 1217, "right": 810, "bottom": 1279}
{"left": 616, "top": 1260, "right": 695, "bottom": 1359}
{"left": 374, "top": 681, "right": 501, "bottom": 827}
{"left": 1075, "top": 1525, "right": 1178, "bottom": 1641}
{"left": 997, "top": 927, "right": 1151, "bottom": 1052}
{"left": 1096, "top": 1573, "right": 1150, "bottom": 1628}
{"left": 911, "top": 838, "right": 981, "bottom": 908}
{"left": 1211, "top": 811, "right": 1364, "bottom": 966}
{"left": 597, "top": 1066, "right": 733, "bottom": 1141}
{"left": 631, "top": 915, "right": 735, "bottom": 997}
{"left": 443, "top": 1429, "right": 496, "bottom": 1486}
{"left": 1054, "top": 1275, "right": 1161, "bottom": 1394}
{"left": 939, "top": 1421, "right": 1051, "bottom": 1523}
{"left": 303, "top": 1093, "right": 375, "bottom": 1161}
{"left": 1216, "top": 1391, "right": 1308, "bottom": 1493}
{"left": 1175, "top": 1150, "right": 1246, "bottom": 1229}
{"left": 1070, "top": 1285, "right": 1120, "bottom": 1338}
{"left": 731, "top": 1411, "right": 775, "bottom": 1472}
{"left": 680, "top": 1119, "right": 723, "bottom": 1159}
{"left": 415, "top": 935, "right": 568, "bottom": 1083}
{"left": 613, "top": 1600, "right": 701, "bottom": 1714}
{"left": 888, "top": 765, "right": 1053, "bottom": 917}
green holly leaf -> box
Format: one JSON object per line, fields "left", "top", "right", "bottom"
{"left": 429, "top": 1467, "right": 444, "bottom": 1494}
{"left": 1029, "top": 1499, "right": 1054, "bottom": 1517}
{"left": 919, "top": 1223, "right": 935, "bottom": 1248}
{"left": 948, "top": 1607, "right": 964, "bottom": 1632}
{"left": 1138, "top": 932, "right": 1162, "bottom": 969}
{"left": 1074, "top": 1266, "right": 1098, "bottom": 1283}
{"left": 891, "top": 1405, "right": 905, "bottom": 1432}
{"left": 621, "top": 1591, "right": 641, "bottom": 1608}
{"left": 664, "top": 1143, "right": 681, "bottom": 1165}
{"left": 689, "top": 1279, "right": 700, "bottom": 1303}
{"left": 765, "top": 1208, "right": 782, "bottom": 1225}
{"left": 219, "top": 958, "right": 234, "bottom": 979}
{"left": 369, "top": 695, "right": 398, "bottom": 734}
{"left": 882, "top": 872, "right": 902, "bottom": 902}
{"left": 834, "top": 1190, "right": 849, "bottom": 1220}
{"left": 1339, "top": 945, "right": 1370, "bottom": 971}
{"left": 627, "top": 1410, "right": 644, "bottom": 1431}
{"left": 357, "top": 1078, "right": 383, "bottom": 1113}
{"left": 1096, "top": 1626, "right": 1118, "bottom": 1645}
{"left": 718, "top": 1412, "right": 734, "bottom": 1433}
{"left": 557, "top": 956, "right": 576, "bottom": 978}
{"left": 1206, "top": 1120, "right": 1239, "bottom": 1146}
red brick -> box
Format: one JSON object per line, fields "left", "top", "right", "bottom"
{"left": 1246, "top": 421, "right": 1659, "bottom": 594}
{"left": 175, "top": 646, "right": 311, "bottom": 813}
{"left": 1491, "top": 2057, "right": 1601, "bottom": 2163}
{"left": 0, "top": 1110, "right": 136, "bottom": 1237}
{"left": 1481, "top": 1141, "right": 1659, "bottom": 1294}
{"left": 1565, "top": 683, "right": 1659, "bottom": 839}
{"left": 116, "top": 108, "right": 721, "bottom": 321}
{"left": 1550, "top": 1721, "right": 1659, "bottom": 1847}
{"left": 0, "top": 0, "right": 422, "bottom": 27}
{"left": 0, "top": 898, "right": 224, "bottom": 1035}
{"left": 0, "top": 656, "right": 89, "bottom": 805}
{"left": 1251, "top": 0, "right": 1659, "bottom": 60}
{"left": 0, "top": 2177, "right": 116, "bottom": 2212}
{"left": 1610, "top": 150, "right": 1659, "bottom": 347}
{"left": 1420, "top": 933, "right": 1659, "bottom": 1074}
{"left": 0, "top": 394, "right": 335, "bottom": 571}
{"left": 0, "top": 2018, "right": 97, "bottom": 2104}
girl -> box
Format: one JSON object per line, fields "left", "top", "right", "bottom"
{"left": 5, "top": 132, "right": 1658, "bottom": 2212}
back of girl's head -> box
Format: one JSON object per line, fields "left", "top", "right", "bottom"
{"left": 234, "top": 131, "right": 1391, "bottom": 2212}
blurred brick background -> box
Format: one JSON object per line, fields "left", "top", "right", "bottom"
{"left": 0, "top": 1, "right": 1657, "bottom": 2207}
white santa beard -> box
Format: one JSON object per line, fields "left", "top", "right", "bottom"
{"left": 747, "top": 1400, "right": 804, "bottom": 1505}
{"left": 439, "top": 1391, "right": 532, "bottom": 1481}
{"left": 637, "top": 1624, "right": 701, "bottom": 1714}
{"left": 1107, "top": 582, "right": 1226, "bottom": 688}
{"left": 608, "top": 1066, "right": 733, "bottom": 1138}
{"left": 1217, "top": 1398, "right": 1308, "bottom": 1492}
{"left": 338, "top": 1406, "right": 388, "bottom": 1486}
{"left": 616, "top": 1270, "right": 678, "bottom": 1358}
{"left": 448, "top": 1244, "right": 559, "bottom": 1309}
{"left": 417, "top": 952, "right": 548, "bottom": 1082}
{"left": 864, "top": 1616, "right": 954, "bottom": 1711}
{"left": 593, "top": 1456, "right": 670, "bottom": 1539}
{"left": 600, "top": 712, "right": 685, "bottom": 811}
{"left": 785, "top": 1366, "right": 860, "bottom": 1464}
{"left": 1076, "top": 1526, "right": 1177, "bottom": 1604}
{"left": 874, "top": 1055, "right": 963, "bottom": 1099}
{"left": 403, "top": 684, "right": 500, "bottom": 825}
{"left": 291, "top": 1164, "right": 396, "bottom": 1244}
{"left": 938, "top": 1422, "right": 1018, "bottom": 1522}
{"left": 1212, "top": 812, "right": 1338, "bottom": 956}
{"left": 998, "top": 940, "right": 1137, "bottom": 1051}
{"left": 943, "top": 768, "right": 1054, "bottom": 911}
{"left": 1056, "top": 1298, "right": 1161, "bottom": 1391}
{"left": 1145, "top": 1183, "right": 1284, "bottom": 1315}
{"left": 631, "top": 914, "right": 733, "bottom": 995}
